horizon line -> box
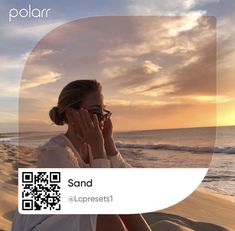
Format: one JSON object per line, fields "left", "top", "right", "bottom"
{"left": 1, "top": 124, "right": 235, "bottom": 134}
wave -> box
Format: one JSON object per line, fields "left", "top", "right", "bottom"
{"left": 1, "top": 135, "right": 235, "bottom": 154}
{"left": 0, "top": 137, "right": 18, "bottom": 142}
{"left": 115, "top": 141, "right": 235, "bottom": 154}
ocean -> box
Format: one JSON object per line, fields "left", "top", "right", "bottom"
{"left": 0, "top": 126, "right": 234, "bottom": 197}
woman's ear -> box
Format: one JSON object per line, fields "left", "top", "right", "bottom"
{"left": 65, "top": 107, "right": 75, "bottom": 124}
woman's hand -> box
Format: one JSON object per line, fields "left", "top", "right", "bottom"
{"left": 102, "top": 118, "right": 119, "bottom": 157}
{"left": 71, "top": 108, "right": 106, "bottom": 159}
{"left": 102, "top": 117, "right": 113, "bottom": 140}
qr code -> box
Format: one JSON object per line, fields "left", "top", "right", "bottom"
{"left": 21, "top": 172, "right": 61, "bottom": 211}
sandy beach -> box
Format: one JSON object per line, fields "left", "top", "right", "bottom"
{"left": 0, "top": 143, "right": 234, "bottom": 231}
{"left": 0, "top": 143, "right": 36, "bottom": 231}
{"left": 144, "top": 189, "right": 235, "bottom": 231}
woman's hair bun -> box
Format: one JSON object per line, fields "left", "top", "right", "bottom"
{"left": 49, "top": 106, "right": 64, "bottom": 125}
{"left": 49, "top": 80, "right": 101, "bottom": 126}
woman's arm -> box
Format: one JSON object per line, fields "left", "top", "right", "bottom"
{"left": 102, "top": 120, "right": 150, "bottom": 229}
{"left": 102, "top": 118, "right": 131, "bottom": 168}
{"left": 104, "top": 137, "right": 131, "bottom": 168}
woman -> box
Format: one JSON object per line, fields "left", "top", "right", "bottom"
{"left": 12, "top": 80, "right": 151, "bottom": 231}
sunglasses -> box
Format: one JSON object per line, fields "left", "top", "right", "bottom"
{"left": 70, "top": 102, "right": 112, "bottom": 122}
{"left": 87, "top": 109, "right": 112, "bottom": 122}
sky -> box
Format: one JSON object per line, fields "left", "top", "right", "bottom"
{"left": 0, "top": 0, "right": 235, "bottom": 132}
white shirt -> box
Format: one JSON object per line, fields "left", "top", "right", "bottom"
{"left": 37, "top": 133, "right": 131, "bottom": 168}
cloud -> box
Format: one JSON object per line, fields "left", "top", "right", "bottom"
{"left": 120, "top": 76, "right": 175, "bottom": 97}
{"left": 175, "top": 95, "right": 231, "bottom": 104}
{"left": 0, "top": 82, "right": 19, "bottom": 97}
{"left": 28, "top": 49, "right": 55, "bottom": 61}
{"left": 182, "top": 55, "right": 200, "bottom": 66}
{"left": 0, "top": 49, "right": 59, "bottom": 98}
{"left": 21, "top": 71, "right": 61, "bottom": 90}
{"left": 102, "top": 15, "right": 214, "bottom": 68}
{"left": 102, "top": 60, "right": 162, "bottom": 80}
{"left": 171, "top": 40, "right": 216, "bottom": 96}
{"left": 104, "top": 42, "right": 152, "bottom": 58}
{"left": 193, "top": 95, "right": 230, "bottom": 103}
{"left": 100, "top": 55, "right": 137, "bottom": 64}
{"left": 12, "top": 16, "right": 223, "bottom": 131}
{"left": 143, "top": 60, "right": 162, "bottom": 74}
{"left": 2, "top": 21, "right": 64, "bottom": 40}
{"left": 217, "top": 14, "right": 235, "bottom": 68}
{"left": 166, "top": 11, "right": 203, "bottom": 36}
{"left": 140, "top": 84, "right": 177, "bottom": 97}
{"left": 106, "top": 99, "right": 175, "bottom": 107}
{"left": 102, "top": 66, "right": 128, "bottom": 79}
{"left": 102, "top": 60, "right": 163, "bottom": 92}
{"left": 0, "top": 3, "right": 233, "bottom": 132}
{"left": 0, "top": 53, "right": 28, "bottom": 70}
{"left": 127, "top": 0, "right": 219, "bottom": 15}
{"left": 101, "top": 16, "right": 216, "bottom": 96}
{"left": 105, "top": 95, "right": 230, "bottom": 108}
